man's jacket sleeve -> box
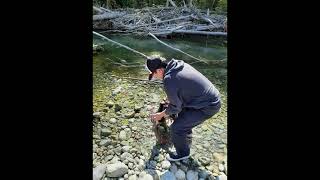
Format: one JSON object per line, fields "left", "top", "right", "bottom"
{"left": 163, "top": 79, "right": 183, "bottom": 115}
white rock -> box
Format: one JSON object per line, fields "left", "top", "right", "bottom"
{"left": 140, "top": 174, "right": 153, "bottom": 180}
{"left": 219, "top": 164, "right": 224, "bottom": 172}
{"left": 112, "top": 86, "right": 122, "bottom": 95}
{"left": 120, "top": 152, "right": 133, "bottom": 161}
{"left": 161, "top": 160, "right": 171, "bottom": 169}
{"left": 119, "top": 131, "right": 127, "bottom": 140}
{"left": 128, "top": 174, "right": 137, "bottom": 180}
{"left": 128, "top": 170, "right": 134, "bottom": 175}
{"left": 129, "top": 162, "right": 134, "bottom": 169}
{"left": 216, "top": 174, "right": 227, "bottom": 180}
{"left": 106, "top": 162, "right": 128, "bottom": 177}
{"left": 122, "top": 146, "right": 131, "bottom": 152}
{"left": 93, "top": 164, "right": 108, "bottom": 180}
{"left": 110, "top": 118, "right": 117, "bottom": 123}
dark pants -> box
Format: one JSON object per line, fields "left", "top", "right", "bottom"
{"left": 170, "top": 101, "right": 221, "bottom": 156}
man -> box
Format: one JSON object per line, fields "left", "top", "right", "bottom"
{"left": 147, "top": 56, "right": 221, "bottom": 161}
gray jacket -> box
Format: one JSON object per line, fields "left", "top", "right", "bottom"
{"left": 163, "top": 59, "right": 221, "bottom": 115}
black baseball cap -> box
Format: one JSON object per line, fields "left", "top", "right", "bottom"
{"left": 146, "top": 57, "right": 162, "bottom": 73}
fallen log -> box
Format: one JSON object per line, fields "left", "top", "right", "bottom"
{"left": 93, "top": 6, "right": 104, "bottom": 14}
{"left": 93, "top": 12, "right": 126, "bottom": 21}
{"left": 129, "top": 15, "right": 192, "bottom": 29}
{"left": 173, "top": 30, "right": 227, "bottom": 36}
{"left": 99, "top": 7, "right": 113, "bottom": 13}
{"left": 152, "top": 29, "right": 226, "bottom": 37}
{"left": 195, "top": 24, "right": 222, "bottom": 31}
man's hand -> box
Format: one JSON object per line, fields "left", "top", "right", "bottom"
{"left": 150, "top": 111, "right": 167, "bottom": 124}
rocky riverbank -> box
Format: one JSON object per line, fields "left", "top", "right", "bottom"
{"left": 93, "top": 71, "right": 227, "bottom": 180}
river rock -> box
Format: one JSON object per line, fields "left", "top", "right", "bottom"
{"left": 109, "top": 118, "right": 117, "bottom": 123}
{"left": 119, "top": 130, "right": 127, "bottom": 140}
{"left": 160, "top": 170, "right": 176, "bottom": 180}
{"left": 115, "top": 104, "right": 122, "bottom": 112}
{"left": 199, "top": 170, "right": 209, "bottom": 179}
{"left": 128, "top": 174, "right": 137, "bottom": 180}
{"left": 128, "top": 162, "right": 134, "bottom": 169}
{"left": 216, "top": 174, "right": 227, "bottom": 180}
{"left": 93, "top": 163, "right": 108, "bottom": 180}
{"left": 145, "top": 169, "right": 160, "bottom": 180}
{"left": 161, "top": 160, "right": 171, "bottom": 169}
{"left": 125, "top": 111, "right": 136, "bottom": 118}
{"left": 106, "top": 162, "right": 128, "bottom": 177}
{"left": 140, "top": 174, "right": 153, "bottom": 180}
{"left": 105, "top": 155, "right": 114, "bottom": 161}
{"left": 93, "top": 112, "right": 102, "bottom": 119}
{"left": 175, "top": 169, "right": 185, "bottom": 180}
{"left": 170, "top": 164, "right": 178, "bottom": 174}
{"left": 101, "top": 128, "right": 112, "bottom": 136}
{"left": 219, "top": 164, "right": 224, "bottom": 172}
{"left": 213, "top": 153, "right": 224, "bottom": 163}
{"left": 112, "top": 86, "right": 122, "bottom": 95}
{"left": 120, "top": 152, "right": 133, "bottom": 161}
{"left": 198, "top": 157, "right": 210, "bottom": 166}
{"left": 106, "top": 100, "right": 114, "bottom": 108}
{"left": 147, "top": 160, "right": 157, "bottom": 169}
{"left": 99, "top": 139, "right": 112, "bottom": 147}
{"left": 122, "top": 146, "right": 131, "bottom": 153}
{"left": 186, "top": 170, "right": 198, "bottom": 180}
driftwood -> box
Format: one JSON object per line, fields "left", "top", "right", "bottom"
{"left": 99, "top": 7, "right": 113, "bottom": 13}
{"left": 129, "top": 15, "right": 192, "bottom": 29}
{"left": 166, "top": 0, "right": 177, "bottom": 7}
{"left": 93, "top": 6, "right": 227, "bottom": 37}
{"left": 93, "top": 6, "right": 104, "bottom": 14}
{"left": 93, "top": 12, "right": 126, "bottom": 21}
{"left": 173, "top": 30, "right": 226, "bottom": 36}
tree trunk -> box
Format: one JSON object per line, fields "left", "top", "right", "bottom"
{"left": 106, "top": 0, "right": 109, "bottom": 9}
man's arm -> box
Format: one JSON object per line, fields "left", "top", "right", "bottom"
{"left": 163, "top": 80, "right": 183, "bottom": 115}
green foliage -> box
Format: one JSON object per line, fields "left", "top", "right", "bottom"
{"left": 121, "top": 119, "right": 129, "bottom": 125}
{"left": 216, "top": 0, "right": 227, "bottom": 12}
